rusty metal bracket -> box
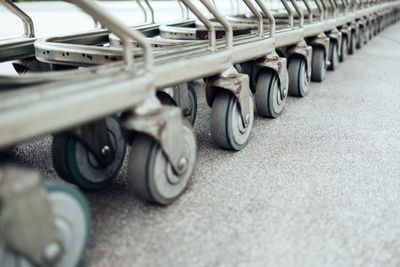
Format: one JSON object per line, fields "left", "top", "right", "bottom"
{"left": 255, "top": 52, "right": 289, "bottom": 100}
{"left": 311, "top": 33, "right": 330, "bottom": 68}
{"left": 287, "top": 40, "right": 312, "bottom": 83}
{"left": 122, "top": 97, "right": 187, "bottom": 175}
{"left": 0, "top": 167, "right": 62, "bottom": 267}
{"left": 340, "top": 26, "right": 351, "bottom": 49}
{"left": 328, "top": 28, "right": 343, "bottom": 56}
{"left": 207, "top": 67, "right": 252, "bottom": 128}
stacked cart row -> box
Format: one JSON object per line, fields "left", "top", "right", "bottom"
{"left": 1, "top": 0, "right": 399, "bottom": 266}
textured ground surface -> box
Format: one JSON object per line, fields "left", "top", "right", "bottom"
{"left": 3, "top": 3, "right": 400, "bottom": 267}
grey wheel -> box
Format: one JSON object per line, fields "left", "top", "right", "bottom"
{"left": 369, "top": 24, "right": 373, "bottom": 40}
{"left": 211, "top": 90, "right": 254, "bottom": 150}
{"left": 328, "top": 42, "right": 339, "bottom": 71}
{"left": 340, "top": 36, "right": 348, "bottom": 62}
{"left": 52, "top": 116, "right": 126, "bottom": 190}
{"left": 349, "top": 32, "right": 356, "bottom": 55}
{"left": 311, "top": 47, "right": 326, "bottom": 82}
{"left": 46, "top": 183, "right": 91, "bottom": 267}
{"left": 288, "top": 57, "right": 309, "bottom": 97}
{"left": 0, "top": 184, "right": 90, "bottom": 267}
{"left": 356, "top": 28, "right": 363, "bottom": 49}
{"left": 363, "top": 26, "right": 369, "bottom": 44}
{"left": 128, "top": 122, "right": 196, "bottom": 205}
{"left": 157, "top": 83, "right": 197, "bottom": 126}
{"left": 255, "top": 70, "right": 287, "bottom": 118}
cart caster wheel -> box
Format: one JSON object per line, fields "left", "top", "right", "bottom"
{"left": 156, "top": 83, "right": 197, "bottom": 126}
{"left": 349, "top": 32, "right": 356, "bottom": 55}
{"left": 356, "top": 29, "right": 363, "bottom": 49}
{"left": 46, "top": 183, "right": 91, "bottom": 267}
{"left": 311, "top": 47, "right": 326, "bottom": 82}
{"left": 288, "top": 56, "right": 309, "bottom": 97}
{"left": 185, "top": 83, "right": 197, "bottom": 126}
{"left": 328, "top": 42, "right": 339, "bottom": 71}
{"left": 255, "top": 70, "right": 286, "bottom": 118}
{"left": 363, "top": 27, "right": 368, "bottom": 45}
{"left": 52, "top": 116, "right": 126, "bottom": 190}
{"left": 128, "top": 122, "right": 196, "bottom": 205}
{"left": 211, "top": 90, "right": 254, "bottom": 150}
{"left": 339, "top": 36, "right": 348, "bottom": 62}
{"left": 369, "top": 24, "right": 373, "bottom": 40}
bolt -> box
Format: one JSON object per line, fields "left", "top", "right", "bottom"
{"left": 245, "top": 114, "right": 251, "bottom": 125}
{"left": 178, "top": 157, "right": 188, "bottom": 171}
{"left": 101, "top": 145, "right": 111, "bottom": 156}
{"left": 43, "top": 242, "right": 62, "bottom": 265}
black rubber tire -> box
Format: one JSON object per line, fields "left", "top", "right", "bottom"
{"left": 52, "top": 116, "right": 126, "bottom": 190}
{"left": 288, "top": 57, "right": 308, "bottom": 97}
{"left": 328, "top": 42, "right": 339, "bottom": 71}
{"left": 356, "top": 28, "right": 363, "bottom": 49}
{"left": 128, "top": 122, "right": 196, "bottom": 205}
{"left": 211, "top": 90, "right": 254, "bottom": 151}
{"left": 255, "top": 70, "right": 286, "bottom": 118}
{"left": 339, "top": 36, "right": 348, "bottom": 62}
{"left": 349, "top": 32, "right": 356, "bottom": 55}
{"left": 311, "top": 47, "right": 326, "bottom": 82}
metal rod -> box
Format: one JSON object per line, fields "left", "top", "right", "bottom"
{"left": 280, "top": 0, "right": 294, "bottom": 28}
{"left": 254, "top": 0, "right": 276, "bottom": 37}
{"left": 199, "top": 0, "right": 233, "bottom": 49}
{"left": 0, "top": 0, "right": 35, "bottom": 37}
{"left": 289, "top": 0, "right": 304, "bottom": 27}
{"left": 313, "top": 0, "right": 325, "bottom": 21}
{"left": 180, "top": 0, "right": 217, "bottom": 51}
{"left": 143, "top": 0, "right": 155, "bottom": 24}
{"left": 135, "top": 0, "right": 148, "bottom": 22}
{"left": 242, "top": 0, "right": 264, "bottom": 36}
{"left": 302, "top": 0, "right": 314, "bottom": 22}
{"left": 176, "top": 0, "right": 186, "bottom": 18}
{"left": 329, "top": 0, "right": 338, "bottom": 17}
{"left": 66, "top": 0, "right": 153, "bottom": 70}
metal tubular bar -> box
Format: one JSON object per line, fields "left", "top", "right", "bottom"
{"left": 254, "top": 0, "right": 276, "bottom": 37}
{"left": 135, "top": 0, "right": 148, "bottom": 22}
{"left": 280, "top": 0, "right": 294, "bottom": 28}
{"left": 329, "top": 0, "right": 338, "bottom": 17}
{"left": 66, "top": 0, "right": 153, "bottom": 70}
{"left": 353, "top": 0, "right": 358, "bottom": 9}
{"left": 199, "top": 0, "right": 234, "bottom": 49}
{"left": 242, "top": 0, "right": 264, "bottom": 36}
{"left": 320, "top": 0, "right": 329, "bottom": 18}
{"left": 179, "top": 0, "right": 217, "bottom": 51}
{"left": 289, "top": 0, "right": 305, "bottom": 27}
{"left": 143, "top": 0, "right": 155, "bottom": 24}
{"left": 0, "top": 0, "right": 35, "bottom": 37}
{"left": 302, "top": 0, "right": 314, "bottom": 22}
{"left": 314, "top": 0, "right": 325, "bottom": 20}
{"left": 176, "top": 0, "right": 186, "bottom": 18}
{"left": 342, "top": 0, "right": 349, "bottom": 13}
